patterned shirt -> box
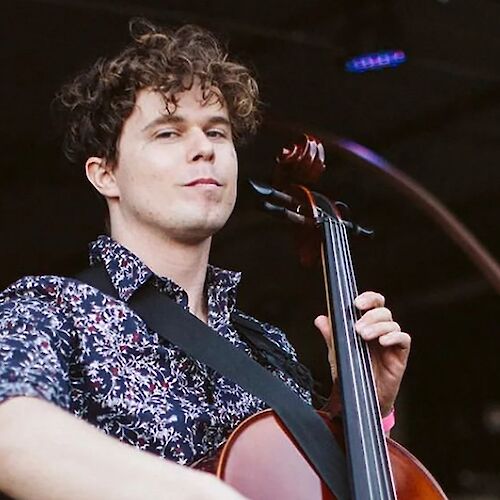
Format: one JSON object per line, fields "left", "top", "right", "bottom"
{"left": 0, "top": 235, "right": 309, "bottom": 465}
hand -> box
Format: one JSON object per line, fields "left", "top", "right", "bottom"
{"left": 314, "top": 291, "right": 411, "bottom": 417}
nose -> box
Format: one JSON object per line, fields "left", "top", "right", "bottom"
{"left": 188, "top": 128, "right": 215, "bottom": 163}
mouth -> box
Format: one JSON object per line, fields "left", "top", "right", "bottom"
{"left": 185, "top": 178, "right": 222, "bottom": 187}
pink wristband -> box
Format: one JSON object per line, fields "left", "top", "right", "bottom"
{"left": 381, "top": 408, "right": 396, "bottom": 433}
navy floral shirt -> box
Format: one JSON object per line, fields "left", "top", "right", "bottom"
{"left": 0, "top": 236, "right": 309, "bottom": 465}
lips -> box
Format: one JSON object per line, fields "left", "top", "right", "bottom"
{"left": 185, "top": 177, "right": 222, "bottom": 187}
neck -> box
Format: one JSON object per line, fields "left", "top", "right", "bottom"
{"left": 110, "top": 223, "right": 211, "bottom": 323}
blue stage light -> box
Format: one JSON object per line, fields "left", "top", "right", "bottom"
{"left": 344, "top": 50, "right": 407, "bottom": 73}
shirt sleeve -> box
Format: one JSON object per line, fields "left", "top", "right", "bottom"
{"left": 0, "top": 279, "right": 72, "bottom": 410}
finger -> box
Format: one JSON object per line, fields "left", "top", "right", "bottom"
{"left": 357, "top": 306, "right": 393, "bottom": 325}
{"left": 378, "top": 331, "right": 411, "bottom": 350}
{"left": 356, "top": 321, "right": 401, "bottom": 341}
{"left": 314, "top": 315, "right": 337, "bottom": 376}
{"left": 314, "top": 315, "right": 333, "bottom": 347}
{"left": 355, "top": 291, "right": 385, "bottom": 311}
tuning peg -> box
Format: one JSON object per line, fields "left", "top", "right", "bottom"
{"left": 342, "top": 220, "right": 374, "bottom": 238}
{"left": 248, "top": 179, "right": 296, "bottom": 206}
{"left": 262, "top": 202, "right": 309, "bottom": 225}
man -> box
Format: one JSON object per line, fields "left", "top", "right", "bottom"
{"left": 0, "top": 20, "right": 410, "bottom": 499}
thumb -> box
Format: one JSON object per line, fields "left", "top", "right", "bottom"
{"left": 314, "top": 314, "right": 332, "bottom": 348}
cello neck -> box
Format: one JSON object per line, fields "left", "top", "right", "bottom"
{"left": 315, "top": 192, "right": 396, "bottom": 500}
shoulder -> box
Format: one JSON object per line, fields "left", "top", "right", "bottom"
{"left": 0, "top": 276, "right": 68, "bottom": 338}
{"left": 0, "top": 275, "right": 65, "bottom": 310}
{"left": 0, "top": 274, "right": 111, "bottom": 327}
{"left": 0, "top": 276, "right": 89, "bottom": 407}
{"left": 0, "top": 274, "right": 120, "bottom": 369}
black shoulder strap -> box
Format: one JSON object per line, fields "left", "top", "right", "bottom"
{"left": 76, "top": 265, "right": 349, "bottom": 499}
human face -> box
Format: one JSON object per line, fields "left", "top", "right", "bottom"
{"left": 110, "top": 85, "right": 238, "bottom": 244}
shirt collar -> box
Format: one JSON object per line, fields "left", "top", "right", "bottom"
{"left": 88, "top": 235, "right": 241, "bottom": 315}
{"left": 205, "top": 264, "right": 242, "bottom": 323}
{"left": 89, "top": 235, "right": 153, "bottom": 302}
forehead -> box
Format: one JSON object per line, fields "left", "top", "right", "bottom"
{"left": 130, "top": 86, "right": 229, "bottom": 126}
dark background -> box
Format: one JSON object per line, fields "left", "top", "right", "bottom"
{"left": 2, "top": 1, "right": 499, "bottom": 497}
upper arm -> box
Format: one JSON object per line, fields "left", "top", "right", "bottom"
{"left": 0, "top": 287, "right": 73, "bottom": 410}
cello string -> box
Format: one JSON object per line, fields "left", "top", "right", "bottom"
{"left": 334, "top": 218, "right": 387, "bottom": 495}
{"left": 327, "top": 217, "right": 365, "bottom": 428}
{"left": 322, "top": 201, "right": 396, "bottom": 498}
{"left": 325, "top": 203, "right": 394, "bottom": 498}
{"left": 328, "top": 216, "right": 376, "bottom": 496}
{"left": 331, "top": 219, "right": 369, "bottom": 427}
{"left": 336, "top": 217, "right": 396, "bottom": 496}
{"left": 338, "top": 218, "right": 395, "bottom": 496}
{"left": 338, "top": 218, "right": 396, "bottom": 497}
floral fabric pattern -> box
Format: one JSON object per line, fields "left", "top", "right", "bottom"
{"left": 0, "top": 235, "right": 309, "bottom": 465}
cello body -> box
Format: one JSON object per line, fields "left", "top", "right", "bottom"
{"left": 196, "top": 409, "right": 447, "bottom": 500}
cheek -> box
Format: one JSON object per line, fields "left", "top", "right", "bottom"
{"left": 227, "top": 158, "right": 238, "bottom": 204}
{"left": 117, "top": 148, "right": 170, "bottom": 193}
{"left": 227, "top": 148, "right": 238, "bottom": 184}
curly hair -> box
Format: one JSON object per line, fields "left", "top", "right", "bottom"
{"left": 56, "top": 19, "right": 261, "bottom": 166}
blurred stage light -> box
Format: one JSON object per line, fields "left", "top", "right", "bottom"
{"left": 344, "top": 49, "right": 407, "bottom": 73}
{"left": 339, "top": 1, "right": 406, "bottom": 74}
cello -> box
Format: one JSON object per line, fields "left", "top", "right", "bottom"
{"left": 196, "top": 135, "right": 447, "bottom": 499}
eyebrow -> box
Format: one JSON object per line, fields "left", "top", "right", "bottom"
{"left": 141, "top": 114, "right": 232, "bottom": 133}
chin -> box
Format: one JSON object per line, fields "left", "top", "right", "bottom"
{"left": 172, "top": 220, "right": 226, "bottom": 245}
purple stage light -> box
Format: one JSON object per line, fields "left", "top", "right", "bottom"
{"left": 344, "top": 50, "right": 407, "bottom": 73}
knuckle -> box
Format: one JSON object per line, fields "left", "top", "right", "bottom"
{"left": 382, "top": 307, "right": 393, "bottom": 319}
{"left": 376, "top": 307, "right": 390, "bottom": 318}
{"left": 363, "top": 325, "right": 373, "bottom": 336}
{"left": 397, "top": 332, "right": 412, "bottom": 348}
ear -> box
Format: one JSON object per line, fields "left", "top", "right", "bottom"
{"left": 85, "top": 156, "right": 120, "bottom": 199}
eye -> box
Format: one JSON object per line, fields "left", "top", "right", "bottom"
{"left": 206, "top": 128, "right": 228, "bottom": 139}
{"left": 155, "top": 130, "right": 179, "bottom": 139}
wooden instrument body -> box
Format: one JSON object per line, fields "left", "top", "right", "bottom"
{"left": 195, "top": 409, "right": 447, "bottom": 500}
